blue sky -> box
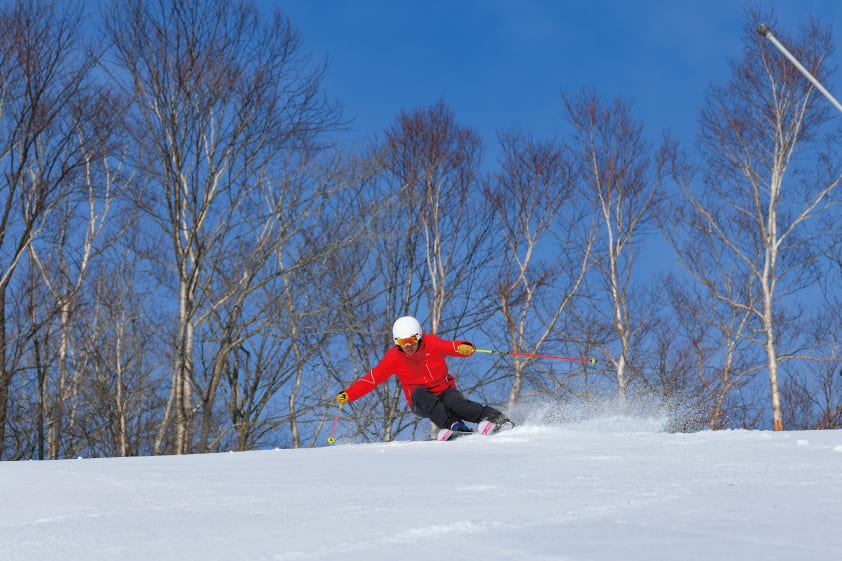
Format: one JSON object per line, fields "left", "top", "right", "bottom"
{"left": 267, "top": 1, "right": 842, "bottom": 154}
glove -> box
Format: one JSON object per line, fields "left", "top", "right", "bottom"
{"left": 336, "top": 391, "right": 349, "bottom": 405}
{"left": 456, "top": 343, "right": 475, "bottom": 356}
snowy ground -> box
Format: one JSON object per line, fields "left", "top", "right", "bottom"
{"left": 1, "top": 417, "right": 840, "bottom": 561}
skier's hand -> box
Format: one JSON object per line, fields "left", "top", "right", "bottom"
{"left": 336, "top": 391, "right": 349, "bottom": 405}
{"left": 456, "top": 343, "right": 475, "bottom": 356}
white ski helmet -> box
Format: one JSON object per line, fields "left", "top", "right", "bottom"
{"left": 392, "top": 316, "right": 423, "bottom": 345}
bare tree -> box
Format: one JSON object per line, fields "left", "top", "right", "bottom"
{"left": 203, "top": 153, "right": 369, "bottom": 451}
{"left": 387, "top": 101, "right": 494, "bottom": 336}
{"left": 321, "top": 170, "right": 409, "bottom": 443}
{"left": 782, "top": 361, "right": 842, "bottom": 430}
{"left": 644, "top": 309, "right": 710, "bottom": 432}
{"left": 659, "top": 271, "right": 765, "bottom": 429}
{"left": 674, "top": 11, "right": 842, "bottom": 430}
{"left": 487, "top": 129, "right": 597, "bottom": 410}
{"left": 0, "top": 0, "right": 100, "bottom": 458}
{"left": 70, "top": 249, "right": 165, "bottom": 458}
{"left": 564, "top": 88, "right": 672, "bottom": 406}
{"left": 25, "top": 81, "right": 131, "bottom": 459}
{"left": 809, "top": 218, "right": 842, "bottom": 429}
{"left": 104, "top": 0, "right": 343, "bottom": 454}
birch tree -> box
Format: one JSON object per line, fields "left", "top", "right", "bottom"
{"left": 0, "top": 0, "right": 99, "bottom": 458}
{"left": 105, "top": 0, "right": 343, "bottom": 454}
{"left": 675, "top": 11, "right": 842, "bottom": 430}
{"left": 488, "top": 130, "right": 597, "bottom": 410}
{"left": 564, "top": 89, "right": 672, "bottom": 406}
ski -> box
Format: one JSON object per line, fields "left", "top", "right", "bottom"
{"left": 436, "top": 419, "right": 514, "bottom": 441}
{"left": 478, "top": 419, "right": 495, "bottom": 435}
{"left": 436, "top": 427, "right": 470, "bottom": 441}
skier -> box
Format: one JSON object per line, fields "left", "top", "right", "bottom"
{"left": 335, "top": 316, "right": 514, "bottom": 438}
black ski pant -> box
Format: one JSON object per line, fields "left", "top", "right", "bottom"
{"left": 410, "top": 387, "right": 503, "bottom": 429}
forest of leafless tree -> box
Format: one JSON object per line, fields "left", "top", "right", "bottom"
{"left": 0, "top": 0, "right": 839, "bottom": 459}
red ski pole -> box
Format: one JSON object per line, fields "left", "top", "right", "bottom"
{"left": 474, "top": 348, "right": 597, "bottom": 364}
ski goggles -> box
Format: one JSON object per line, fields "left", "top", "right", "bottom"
{"left": 395, "top": 335, "right": 420, "bottom": 347}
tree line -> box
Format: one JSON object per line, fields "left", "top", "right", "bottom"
{"left": 1, "top": 0, "right": 840, "bottom": 460}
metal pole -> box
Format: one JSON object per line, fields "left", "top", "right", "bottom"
{"left": 757, "top": 23, "right": 842, "bottom": 115}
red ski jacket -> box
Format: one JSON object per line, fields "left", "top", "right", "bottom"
{"left": 344, "top": 334, "right": 470, "bottom": 406}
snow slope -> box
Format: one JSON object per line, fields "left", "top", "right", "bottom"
{"left": 1, "top": 419, "right": 840, "bottom": 561}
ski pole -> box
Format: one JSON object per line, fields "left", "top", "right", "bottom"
{"left": 327, "top": 402, "right": 343, "bottom": 444}
{"left": 474, "top": 348, "right": 597, "bottom": 364}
